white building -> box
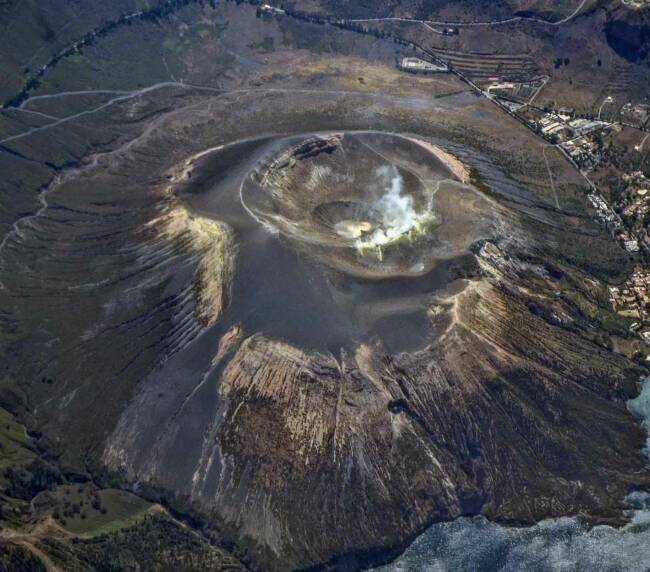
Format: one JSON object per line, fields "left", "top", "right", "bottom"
{"left": 400, "top": 57, "right": 448, "bottom": 73}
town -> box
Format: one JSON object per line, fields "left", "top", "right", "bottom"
{"left": 255, "top": 2, "right": 650, "bottom": 342}
{"left": 609, "top": 267, "right": 650, "bottom": 329}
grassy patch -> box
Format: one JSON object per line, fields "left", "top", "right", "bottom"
{"left": 39, "top": 513, "right": 246, "bottom": 571}
{"left": 0, "top": 408, "right": 37, "bottom": 487}
{"left": 48, "top": 485, "right": 152, "bottom": 536}
{"left": 563, "top": 288, "right": 635, "bottom": 336}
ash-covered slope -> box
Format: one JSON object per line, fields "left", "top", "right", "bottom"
{"left": 104, "top": 242, "right": 649, "bottom": 570}
{"left": 3, "top": 85, "right": 647, "bottom": 569}
{"left": 1, "top": 3, "right": 649, "bottom": 570}
{"left": 100, "top": 131, "right": 648, "bottom": 570}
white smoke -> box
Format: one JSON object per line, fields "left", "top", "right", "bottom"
{"left": 356, "top": 166, "right": 430, "bottom": 250}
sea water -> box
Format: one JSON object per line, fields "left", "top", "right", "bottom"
{"left": 375, "top": 378, "right": 650, "bottom": 572}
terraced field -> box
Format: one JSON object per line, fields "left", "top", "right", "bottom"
{"left": 427, "top": 46, "right": 542, "bottom": 82}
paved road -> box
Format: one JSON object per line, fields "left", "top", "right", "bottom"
{"left": 598, "top": 96, "right": 615, "bottom": 120}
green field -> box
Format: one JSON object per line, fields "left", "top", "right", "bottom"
{"left": 0, "top": 408, "right": 37, "bottom": 487}
{"left": 47, "top": 485, "right": 152, "bottom": 536}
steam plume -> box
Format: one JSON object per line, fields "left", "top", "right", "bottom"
{"left": 356, "top": 166, "right": 430, "bottom": 251}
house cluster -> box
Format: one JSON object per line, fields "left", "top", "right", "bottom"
{"left": 612, "top": 171, "right": 650, "bottom": 245}
{"left": 620, "top": 102, "right": 650, "bottom": 128}
{"left": 623, "top": 170, "right": 650, "bottom": 189}
{"left": 537, "top": 110, "right": 573, "bottom": 138}
{"left": 568, "top": 118, "right": 610, "bottom": 137}
{"left": 620, "top": 186, "right": 650, "bottom": 221}
{"left": 609, "top": 268, "right": 650, "bottom": 319}
{"left": 561, "top": 135, "right": 602, "bottom": 170}
{"left": 543, "top": 116, "right": 613, "bottom": 170}
{"left": 535, "top": 109, "right": 610, "bottom": 157}
{"left": 588, "top": 193, "right": 640, "bottom": 252}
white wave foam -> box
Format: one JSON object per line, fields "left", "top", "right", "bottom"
{"left": 375, "top": 377, "right": 650, "bottom": 572}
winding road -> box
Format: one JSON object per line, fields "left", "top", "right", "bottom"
{"left": 347, "top": 0, "right": 590, "bottom": 27}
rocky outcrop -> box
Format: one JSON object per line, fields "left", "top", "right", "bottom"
{"left": 150, "top": 204, "right": 235, "bottom": 327}
{"left": 98, "top": 127, "right": 650, "bottom": 571}
{"left": 105, "top": 240, "right": 650, "bottom": 570}
{"left": 266, "top": 135, "right": 342, "bottom": 173}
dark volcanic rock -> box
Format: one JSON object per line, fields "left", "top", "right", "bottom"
{"left": 2, "top": 66, "right": 648, "bottom": 571}
{"left": 104, "top": 244, "right": 650, "bottom": 571}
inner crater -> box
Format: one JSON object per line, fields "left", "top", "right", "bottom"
{"left": 186, "top": 131, "right": 499, "bottom": 353}
{"left": 241, "top": 132, "right": 486, "bottom": 279}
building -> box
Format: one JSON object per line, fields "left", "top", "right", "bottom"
{"left": 399, "top": 57, "right": 448, "bottom": 73}
{"left": 260, "top": 4, "right": 285, "bottom": 15}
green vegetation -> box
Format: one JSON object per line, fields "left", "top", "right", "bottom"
{"left": 0, "top": 407, "right": 62, "bottom": 529}
{"left": 563, "top": 288, "right": 635, "bottom": 337}
{"left": 0, "top": 543, "right": 46, "bottom": 572}
{"left": 0, "top": 407, "right": 64, "bottom": 527}
{"left": 4, "top": 460, "right": 62, "bottom": 501}
{"left": 46, "top": 485, "right": 152, "bottom": 536}
{"left": 38, "top": 514, "right": 246, "bottom": 571}
{"left": 0, "top": 407, "right": 38, "bottom": 487}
